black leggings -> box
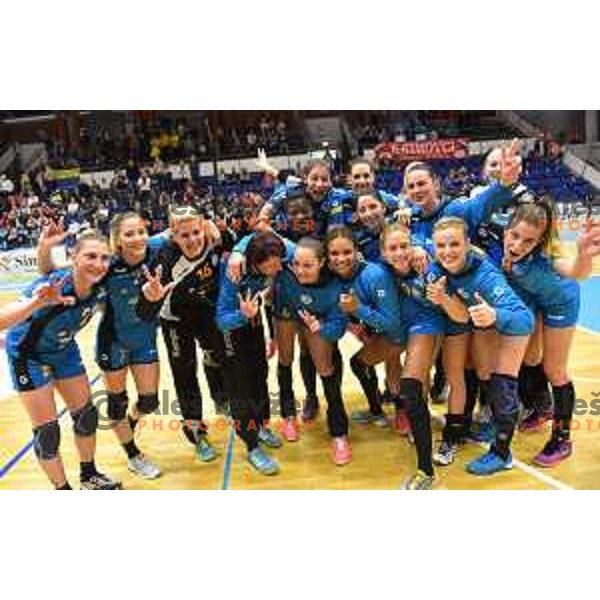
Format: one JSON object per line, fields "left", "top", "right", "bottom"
{"left": 161, "top": 314, "right": 227, "bottom": 423}
{"left": 222, "top": 319, "right": 271, "bottom": 451}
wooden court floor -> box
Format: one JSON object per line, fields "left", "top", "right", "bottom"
{"left": 1, "top": 286, "right": 600, "bottom": 491}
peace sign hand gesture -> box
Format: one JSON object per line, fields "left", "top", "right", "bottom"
{"left": 468, "top": 292, "right": 497, "bottom": 328}
{"left": 39, "top": 218, "right": 68, "bottom": 248}
{"left": 238, "top": 289, "right": 261, "bottom": 320}
{"left": 141, "top": 265, "right": 175, "bottom": 303}
{"left": 499, "top": 139, "right": 523, "bottom": 188}
{"left": 426, "top": 276, "right": 448, "bottom": 306}
{"left": 577, "top": 224, "right": 600, "bottom": 258}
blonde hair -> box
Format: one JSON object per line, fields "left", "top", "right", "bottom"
{"left": 380, "top": 222, "right": 411, "bottom": 251}
{"left": 73, "top": 229, "right": 109, "bottom": 254}
{"left": 433, "top": 216, "right": 469, "bottom": 239}
{"left": 109, "top": 211, "right": 144, "bottom": 254}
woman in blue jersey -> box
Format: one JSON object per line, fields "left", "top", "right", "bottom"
{"left": 273, "top": 237, "right": 350, "bottom": 463}
{"left": 381, "top": 222, "right": 470, "bottom": 490}
{"left": 37, "top": 213, "right": 166, "bottom": 480}
{"left": 325, "top": 226, "right": 404, "bottom": 432}
{"left": 470, "top": 151, "right": 552, "bottom": 436}
{"left": 2, "top": 230, "right": 120, "bottom": 490}
{"left": 96, "top": 212, "right": 165, "bottom": 480}
{"left": 429, "top": 217, "right": 535, "bottom": 476}
{"left": 402, "top": 142, "right": 525, "bottom": 435}
{"left": 501, "top": 200, "right": 600, "bottom": 466}
{"left": 258, "top": 159, "right": 354, "bottom": 235}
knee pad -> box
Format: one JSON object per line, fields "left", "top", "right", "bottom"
{"left": 32, "top": 420, "right": 61, "bottom": 460}
{"left": 400, "top": 377, "right": 423, "bottom": 401}
{"left": 490, "top": 374, "right": 519, "bottom": 417}
{"left": 71, "top": 401, "right": 99, "bottom": 437}
{"left": 107, "top": 391, "right": 129, "bottom": 421}
{"left": 136, "top": 393, "right": 159, "bottom": 416}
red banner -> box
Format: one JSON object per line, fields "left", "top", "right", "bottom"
{"left": 375, "top": 138, "right": 470, "bottom": 164}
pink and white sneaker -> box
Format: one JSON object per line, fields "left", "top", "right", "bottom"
{"left": 332, "top": 437, "right": 352, "bottom": 466}
{"left": 281, "top": 418, "right": 300, "bottom": 443}
{"left": 533, "top": 438, "right": 573, "bottom": 468}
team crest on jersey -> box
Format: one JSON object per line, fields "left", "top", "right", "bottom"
{"left": 377, "top": 289, "right": 386, "bottom": 298}
{"left": 300, "top": 294, "right": 313, "bottom": 306}
{"left": 491, "top": 286, "right": 505, "bottom": 302}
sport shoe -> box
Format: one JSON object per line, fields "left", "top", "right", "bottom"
{"left": 433, "top": 440, "right": 458, "bottom": 467}
{"left": 533, "top": 437, "right": 573, "bottom": 468}
{"left": 258, "top": 427, "right": 283, "bottom": 449}
{"left": 466, "top": 449, "right": 513, "bottom": 476}
{"left": 332, "top": 437, "right": 352, "bottom": 466}
{"left": 394, "top": 409, "right": 411, "bottom": 436}
{"left": 351, "top": 409, "right": 388, "bottom": 427}
{"left": 302, "top": 395, "right": 320, "bottom": 422}
{"left": 248, "top": 447, "right": 279, "bottom": 475}
{"left": 519, "top": 409, "right": 553, "bottom": 432}
{"left": 81, "top": 472, "right": 122, "bottom": 490}
{"left": 195, "top": 436, "right": 217, "bottom": 462}
{"left": 400, "top": 470, "right": 435, "bottom": 490}
{"left": 127, "top": 454, "right": 161, "bottom": 479}
{"left": 281, "top": 418, "right": 300, "bottom": 443}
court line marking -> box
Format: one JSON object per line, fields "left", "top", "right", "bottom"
{"left": 0, "top": 374, "right": 101, "bottom": 480}
{"left": 221, "top": 426, "right": 236, "bottom": 490}
{"left": 430, "top": 414, "right": 574, "bottom": 491}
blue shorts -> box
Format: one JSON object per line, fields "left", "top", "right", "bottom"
{"left": 95, "top": 336, "right": 158, "bottom": 372}
{"left": 9, "top": 343, "right": 86, "bottom": 392}
{"left": 402, "top": 298, "right": 446, "bottom": 337}
{"left": 539, "top": 292, "right": 580, "bottom": 329}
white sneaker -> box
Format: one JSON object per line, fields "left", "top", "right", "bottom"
{"left": 127, "top": 454, "right": 161, "bottom": 480}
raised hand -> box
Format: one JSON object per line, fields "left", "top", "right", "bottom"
{"left": 238, "top": 289, "right": 260, "bottom": 320}
{"left": 39, "top": 219, "right": 68, "bottom": 247}
{"left": 255, "top": 148, "right": 278, "bottom": 177}
{"left": 468, "top": 292, "right": 497, "bottom": 328}
{"left": 395, "top": 206, "right": 412, "bottom": 227}
{"left": 577, "top": 224, "right": 600, "bottom": 258}
{"left": 426, "top": 276, "right": 448, "bottom": 305}
{"left": 141, "top": 265, "right": 174, "bottom": 303}
{"left": 298, "top": 309, "right": 321, "bottom": 334}
{"left": 499, "top": 139, "right": 523, "bottom": 187}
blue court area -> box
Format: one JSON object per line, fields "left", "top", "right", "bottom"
{"left": 578, "top": 277, "right": 600, "bottom": 333}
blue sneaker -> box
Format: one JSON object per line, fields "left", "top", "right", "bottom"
{"left": 195, "top": 437, "right": 217, "bottom": 463}
{"left": 248, "top": 447, "right": 280, "bottom": 476}
{"left": 467, "top": 449, "right": 513, "bottom": 476}
{"left": 258, "top": 427, "right": 283, "bottom": 449}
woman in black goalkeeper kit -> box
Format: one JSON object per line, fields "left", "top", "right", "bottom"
{"left": 217, "top": 230, "right": 296, "bottom": 476}
{"left": 138, "top": 207, "right": 232, "bottom": 463}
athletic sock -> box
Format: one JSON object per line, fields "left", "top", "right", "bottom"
{"left": 123, "top": 440, "right": 141, "bottom": 460}
{"left": 80, "top": 461, "right": 98, "bottom": 481}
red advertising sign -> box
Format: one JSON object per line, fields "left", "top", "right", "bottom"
{"left": 375, "top": 138, "right": 470, "bottom": 164}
